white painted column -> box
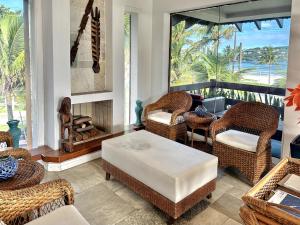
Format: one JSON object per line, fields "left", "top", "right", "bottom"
{"left": 282, "top": 0, "right": 300, "bottom": 157}
{"left": 42, "top": 0, "right": 71, "bottom": 150}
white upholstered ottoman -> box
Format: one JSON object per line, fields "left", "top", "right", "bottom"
{"left": 102, "top": 130, "right": 218, "bottom": 223}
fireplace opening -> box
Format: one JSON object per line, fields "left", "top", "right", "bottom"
{"left": 59, "top": 98, "right": 112, "bottom": 152}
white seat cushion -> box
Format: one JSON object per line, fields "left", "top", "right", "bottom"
{"left": 102, "top": 130, "right": 218, "bottom": 203}
{"left": 25, "top": 205, "right": 89, "bottom": 225}
{"left": 216, "top": 129, "right": 259, "bottom": 153}
{"left": 148, "top": 111, "right": 184, "bottom": 125}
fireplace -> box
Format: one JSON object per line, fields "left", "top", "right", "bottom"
{"left": 60, "top": 98, "right": 112, "bottom": 152}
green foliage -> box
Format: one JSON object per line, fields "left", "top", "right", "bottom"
{"left": 0, "top": 12, "right": 25, "bottom": 121}
{"left": 170, "top": 22, "right": 239, "bottom": 85}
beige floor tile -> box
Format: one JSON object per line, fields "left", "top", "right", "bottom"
{"left": 210, "top": 194, "right": 243, "bottom": 223}
{"left": 41, "top": 171, "right": 60, "bottom": 183}
{"left": 75, "top": 183, "right": 135, "bottom": 225}
{"left": 115, "top": 187, "right": 152, "bottom": 209}
{"left": 223, "top": 218, "right": 242, "bottom": 225}
{"left": 190, "top": 207, "right": 229, "bottom": 225}
{"left": 209, "top": 178, "right": 234, "bottom": 203}
{"left": 58, "top": 162, "right": 106, "bottom": 193}
{"left": 116, "top": 208, "right": 167, "bottom": 225}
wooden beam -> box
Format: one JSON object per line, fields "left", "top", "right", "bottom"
{"left": 254, "top": 21, "right": 261, "bottom": 30}
{"left": 276, "top": 18, "right": 284, "bottom": 28}
{"left": 235, "top": 23, "right": 243, "bottom": 32}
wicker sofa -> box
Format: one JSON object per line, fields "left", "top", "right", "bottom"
{"left": 211, "top": 102, "right": 279, "bottom": 185}
{"left": 0, "top": 179, "right": 89, "bottom": 225}
{"left": 144, "top": 91, "right": 192, "bottom": 141}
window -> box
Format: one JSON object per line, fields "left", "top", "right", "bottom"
{"left": 0, "top": 0, "right": 30, "bottom": 147}
{"left": 169, "top": 0, "right": 291, "bottom": 120}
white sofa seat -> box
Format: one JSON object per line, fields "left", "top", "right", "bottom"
{"left": 216, "top": 129, "right": 259, "bottom": 153}
{"left": 148, "top": 111, "right": 184, "bottom": 125}
{"left": 25, "top": 205, "right": 89, "bottom": 225}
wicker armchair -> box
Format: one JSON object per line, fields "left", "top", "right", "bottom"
{"left": 0, "top": 179, "right": 74, "bottom": 225}
{"left": 0, "top": 132, "right": 31, "bottom": 160}
{"left": 211, "top": 102, "right": 279, "bottom": 185}
{"left": 144, "top": 91, "right": 192, "bottom": 141}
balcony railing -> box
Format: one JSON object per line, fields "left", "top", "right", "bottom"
{"left": 170, "top": 79, "right": 285, "bottom": 140}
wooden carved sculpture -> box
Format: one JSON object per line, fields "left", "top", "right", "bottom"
{"left": 70, "top": 0, "right": 94, "bottom": 65}
{"left": 59, "top": 97, "right": 73, "bottom": 152}
{"left": 91, "top": 7, "right": 101, "bottom": 73}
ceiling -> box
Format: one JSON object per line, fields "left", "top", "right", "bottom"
{"left": 177, "top": 0, "right": 291, "bottom": 24}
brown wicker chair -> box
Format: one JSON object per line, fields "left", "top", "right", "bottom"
{"left": 144, "top": 91, "right": 192, "bottom": 141}
{"left": 0, "top": 131, "right": 31, "bottom": 160}
{"left": 211, "top": 102, "right": 279, "bottom": 185}
{"left": 0, "top": 179, "right": 74, "bottom": 225}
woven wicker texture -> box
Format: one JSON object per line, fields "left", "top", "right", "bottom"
{"left": 0, "top": 132, "right": 13, "bottom": 147}
{"left": 102, "top": 160, "right": 216, "bottom": 220}
{"left": 144, "top": 91, "right": 192, "bottom": 141}
{"left": 0, "top": 179, "right": 74, "bottom": 225}
{"left": 0, "top": 161, "right": 44, "bottom": 191}
{"left": 0, "top": 131, "right": 31, "bottom": 161}
{"left": 184, "top": 112, "right": 216, "bottom": 148}
{"left": 241, "top": 158, "right": 300, "bottom": 225}
{"left": 211, "top": 102, "right": 279, "bottom": 185}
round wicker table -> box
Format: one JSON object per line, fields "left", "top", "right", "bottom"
{"left": 184, "top": 112, "right": 216, "bottom": 147}
{"left": 0, "top": 160, "right": 45, "bottom": 191}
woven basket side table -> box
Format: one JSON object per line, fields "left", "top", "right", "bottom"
{"left": 184, "top": 112, "right": 216, "bottom": 148}
{"left": 0, "top": 160, "right": 45, "bottom": 191}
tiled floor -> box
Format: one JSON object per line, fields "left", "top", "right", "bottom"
{"left": 42, "top": 159, "right": 250, "bottom": 225}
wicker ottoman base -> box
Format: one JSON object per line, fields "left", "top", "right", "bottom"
{"left": 102, "top": 160, "right": 216, "bottom": 224}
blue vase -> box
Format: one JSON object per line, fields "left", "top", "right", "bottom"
{"left": 135, "top": 100, "right": 143, "bottom": 127}
{"left": 0, "top": 156, "right": 18, "bottom": 180}
{"left": 7, "top": 120, "right": 21, "bottom": 148}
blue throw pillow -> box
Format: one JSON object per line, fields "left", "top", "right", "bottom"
{"left": 195, "top": 105, "right": 208, "bottom": 117}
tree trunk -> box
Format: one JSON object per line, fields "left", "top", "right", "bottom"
{"left": 268, "top": 63, "right": 271, "bottom": 85}
{"left": 5, "top": 92, "right": 14, "bottom": 121}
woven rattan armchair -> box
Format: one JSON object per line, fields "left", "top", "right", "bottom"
{"left": 144, "top": 91, "right": 192, "bottom": 141}
{"left": 0, "top": 179, "right": 74, "bottom": 225}
{"left": 0, "top": 132, "right": 31, "bottom": 160}
{"left": 211, "top": 102, "right": 279, "bottom": 185}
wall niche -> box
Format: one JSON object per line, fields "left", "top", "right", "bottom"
{"left": 70, "top": 0, "right": 108, "bottom": 95}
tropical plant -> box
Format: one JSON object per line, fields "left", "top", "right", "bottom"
{"left": 259, "top": 46, "right": 278, "bottom": 85}
{"left": 0, "top": 14, "right": 25, "bottom": 121}
{"left": 170, "top": 21, "right": 236, "bottom": 85}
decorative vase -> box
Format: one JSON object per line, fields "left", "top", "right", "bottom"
{"left": 135, "top": 100, "right": 143, "bottom": 127}
{"left": 7, "top": 120, "right": 21, "bottom": 148}
{"left": 0, "top": 156, "right": 18, "bottom": 180}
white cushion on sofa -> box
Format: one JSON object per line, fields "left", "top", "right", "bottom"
{"left": 216, "top": 129, "right": 259, "bottom": 153}
{"left": 102, "top": 130, "right": 218, "bottom": 203}
{"left": 25, "top": 205, "right": 89, "bottom": 225}
{"left": 148, "top": 111, "right": 184, "bottom": 125}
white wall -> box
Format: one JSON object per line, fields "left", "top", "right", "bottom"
{"left": 282, "top": 0, "right": 300, "bottom": 157}
{"left": 110, "top": 0, "right": 153, "bottom": 131}
{"left": 42, "top": 0, "right": 71, "bottom": 149}
{"left": 29, "top": 0, "right": 45, "bottom": 148}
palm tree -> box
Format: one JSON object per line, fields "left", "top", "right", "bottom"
{"left": 259, "top": 46, "right": 278, "bottom": 85}
{"left": 170, "top": 22, "right": 236, "bottom": 85}
{"left": 0, "top": 14, "right": 25, "bottom": 121}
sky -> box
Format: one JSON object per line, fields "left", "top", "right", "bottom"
{"left": 220, "top": 19, "right": 291, "bottom": 50}
{"left": 0, "top": 0, "right": 23, "bottom": 12}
